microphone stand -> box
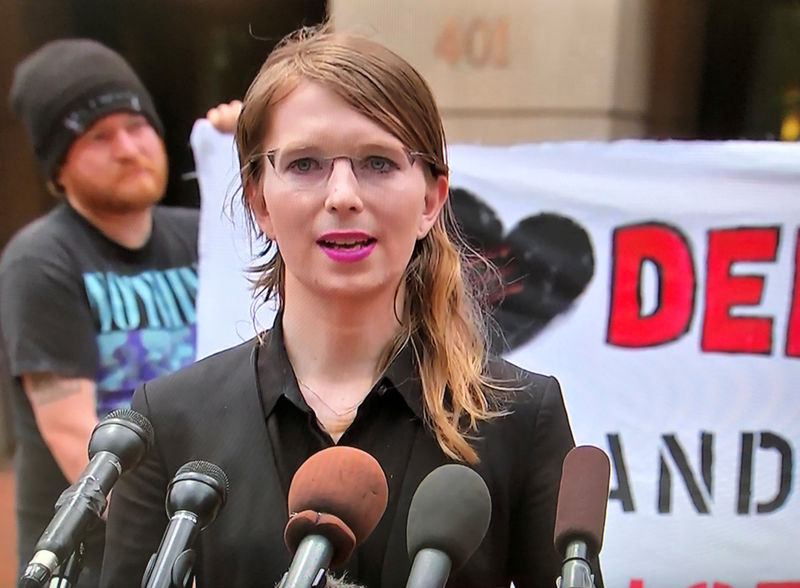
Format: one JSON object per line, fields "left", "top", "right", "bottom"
{"left": 48, "top": 543, "right": 84, "bottom": 588}
{"left": 276, "top": 534, "right": 332, "bottom": 588}
{"left": 406, "top": 548, "right": 452, "bottom": 588}
{"left": 556, "top": 542, "right": 597, "bottom": 588}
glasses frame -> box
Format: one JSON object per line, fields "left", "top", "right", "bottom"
{"left": 256, "top": 147, "right": 440, "bottom": 188}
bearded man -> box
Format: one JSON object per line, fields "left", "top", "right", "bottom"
{"left": 1, "top": 39, "right": 199, "bottom": 587}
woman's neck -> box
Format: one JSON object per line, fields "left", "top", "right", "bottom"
{"left": 281, "top": 282, "right": 402, "bottom": 383}
{"left": 280, "top": 280, "right": 405, "bottom": 442}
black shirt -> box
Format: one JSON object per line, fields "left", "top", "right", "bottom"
{"left": 258, "top": 330, "right": 422, "bottom": 586}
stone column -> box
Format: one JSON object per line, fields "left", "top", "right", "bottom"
{"left": 329, "top": 0, "right": 654, "bottom": 143}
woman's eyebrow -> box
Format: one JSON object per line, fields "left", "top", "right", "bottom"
{"left": 273, "top": 142, "right": 316, "bottom": 153}
{"left": 278, "top": 138, "right": 404, "bottom": 153}
{"left": 352, "top": 141, "right": 402, "bottom": 150}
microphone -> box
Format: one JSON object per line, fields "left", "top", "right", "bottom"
{"left": 278, "top": 446, "right": 388, "bottom": 588}
{"left": 554, "top": 445, "right": 610, "bottom": 588}
{"left": 405, "top": 464, "right": 492, "bottom": 588}
{"left": 142, "top": 460, "right": 229, "bottom": 588}
{"left": 18, "top": 408, "right": 154, "bottom": 588}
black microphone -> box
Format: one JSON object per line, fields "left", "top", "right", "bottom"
{"left": 278, "top": 446, "right": 388, "bottom": 588}
{"left": 142, "top": 460, "right": 229, "bottom": 588}
{"left": 553, "top": 445, "right": 610, "bottom": 588}
{"left": 18, "top": 408, "right": 154, "bottom": 587}
{"left": 405, "top": 464, "right": 492, "bottom": 588}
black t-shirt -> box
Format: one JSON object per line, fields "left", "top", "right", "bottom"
{"left": 0, "top": 202, "right": 199, "bottom": 581}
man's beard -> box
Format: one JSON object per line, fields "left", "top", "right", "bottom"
{"left": 75, "top": 164, "right": 168, "bottom": 215}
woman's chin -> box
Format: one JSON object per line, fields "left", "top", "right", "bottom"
{"left": 304, "top": 276, "right": 399, "bottom": 305}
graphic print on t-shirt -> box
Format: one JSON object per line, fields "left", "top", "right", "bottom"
{"left": 83, "top": 265, "right": 198, "bottom": 416}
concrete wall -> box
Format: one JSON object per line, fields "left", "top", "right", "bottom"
{"left": 330, "top": 0, "right": 661, "bottom": 142}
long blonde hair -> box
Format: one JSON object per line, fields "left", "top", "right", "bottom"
{"left": 236, "top": 25, "right": 506, "bottom": 463}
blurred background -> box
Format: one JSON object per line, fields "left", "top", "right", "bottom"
{"left": 0, "top": 0, "right": 799, "bottom": 585}
{"left": 3, "top": 0, "right": 800, "bottom": 250}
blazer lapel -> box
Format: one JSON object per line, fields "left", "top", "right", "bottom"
{"left": 198, "top": 340, "right": 293, "bottom": 584}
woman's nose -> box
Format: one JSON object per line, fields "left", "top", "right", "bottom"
{"left": 324, "top": 158, "right": 364, "bottom": 212}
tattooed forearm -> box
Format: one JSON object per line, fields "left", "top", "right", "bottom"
{"left": 21, "top": 372, "right": 97, "bottom": 483}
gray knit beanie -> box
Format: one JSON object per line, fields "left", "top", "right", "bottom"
{"left": 9, "top": 39, "right": 164, "bottom": 182}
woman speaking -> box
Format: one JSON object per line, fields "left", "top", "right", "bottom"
{"left": 101, "top": 24, "right": 602, "bottom": 588}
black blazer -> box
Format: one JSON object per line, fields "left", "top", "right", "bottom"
{"left": 100, "top": 337, "right": 601, "bottom": 588}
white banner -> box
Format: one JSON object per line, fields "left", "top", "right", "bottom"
{"left": 191, "top": 120, "right": 800, "bottom": 588}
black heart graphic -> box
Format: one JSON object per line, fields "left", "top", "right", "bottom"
{"left": 450, "top": 187, "right": 595, "bottom": 353}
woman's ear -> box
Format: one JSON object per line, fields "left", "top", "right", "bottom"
{"left": 245, "top": 179, "right": 275, "bottom": 238}
{"left": 417, "top": 174, "right": 449, "bottom": 239}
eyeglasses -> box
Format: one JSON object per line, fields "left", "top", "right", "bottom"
{"left": 260, "top": 145, "right": 432, "bottom": 191}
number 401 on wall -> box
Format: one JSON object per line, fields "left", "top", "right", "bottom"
{"left": 434, "top": 17, "right": 509, "bottom": 68}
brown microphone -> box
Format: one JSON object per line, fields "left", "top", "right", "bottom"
{"left": 553, "top": 445, "right": 610, "bottom": 588}
{"left": 279, "top": 446, "right": 388, "bottom": 588}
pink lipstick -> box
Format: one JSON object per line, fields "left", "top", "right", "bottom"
{"left": 317, "top": 231, "right": 377, "bottom": 263}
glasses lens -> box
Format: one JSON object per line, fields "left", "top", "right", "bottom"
{"left": 271, "top": 149, "right": 329, "bottom": 188}
{"left": 352, "top": 147, "right": 414, "bottom": 187}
